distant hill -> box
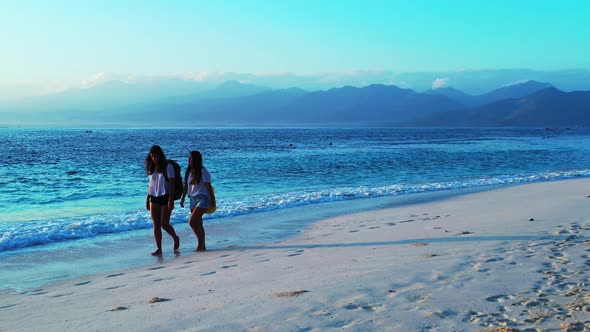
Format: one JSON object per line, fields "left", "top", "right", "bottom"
{"left": 2, "top": 79, "right": 590, "bottom": 127}
{"left": 160, "top": 80, "right": 271, "bottom": 104}
{"left": 126, "top": 87, "right": 309, "bottom": 126}
{"left": 136, "top": 84, "right": 463, "bottom": 126}
{"left": 0, "top": 79, "right": 214, "bottom": 113}
{"left": 476, "top": 80, "right": 553, "bottom": 106}
{"left": 423, "top": 87, "right": 472, "bottom": 105}
{"left": 395, "top": 69, "right": 590, "bottom": 95}
{"left": 424, "top": 80, "right": 553, "bottom": 107}
{"left": 406, "top": 87, "right": 590, "bottom": 127}
{"left": 272, "top": 84, "right": 461, "bottom": 125}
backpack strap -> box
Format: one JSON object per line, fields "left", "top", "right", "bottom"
{"left": 163, "top": 161, "right": 170, "bottom": 181}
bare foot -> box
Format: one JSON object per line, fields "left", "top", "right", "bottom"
{"left": 151, "top": 249, "right": 162, "bottom": 256}
{"left": 196, "top": 245, "right": 206, "bottom": 252}
{"left": 173, "top": 236, "right": 180, "bottom": 252}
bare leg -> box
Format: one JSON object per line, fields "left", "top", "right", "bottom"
{"left": 150, "top": 203, "right": 163, "bottom": 256}
{"left": 189, "top": 208, "right": 206, "bottom": 251}
{"left": 160, "top": 205, "right": 180, "bottom": 252}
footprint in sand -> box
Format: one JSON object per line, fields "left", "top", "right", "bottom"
{"left": 422, "top": 253, "right": 440, "bottom": 258}
{"left": 27, "top": 289, "right": 47, "bottom": 295}
{"left": 274, "top": 290, "right": 309, "bottom": 297}
{"left": 349, "top": 230, "right": 360, "bottom": 233}
{"left": 432, "top": 309, "right": 458, "bottom": 318}
{"left": 360, "top": 304, "right": 382, "bottom": 311}
{"left": 74, "top": 281, "right": 91, "bottom": 286}
{"left": 148, "top": 297, "right": 170, "bottom": 303}
{"left": 287, "top": 250, "right": 304, "bottom": 257}
{"left": 200, "top": 271, "right": 216, "bottom": 276}
{"left": 462, "top": 310, "right": 494, "bottom": 324}
{"left": 407, "top": 294, "right": 428, "bottom": 302}
{"left": 105, "top": 285, "right": 125, "bottom": 290}
{"left": 107, "top": 306, "right": 128, "bottom": 311}
{"left": 106, "top": 273, "right": 125, "bottom": 278}
{"left": 147, "top": 266, "right": 165, "bottom": 271}
{"left": 343, "top": 303, "right": 359, "bottom": 310}
{"left": 310, "top": 308, "right": 331, "bottom": 317}
{"left": 220, "top": 264, "right": 238, "bottom": 269}
{"left": 0, "top": 304, "right": 18, "bottom": 309}
{"left": 484, "top": 257, "right": 504, "bottom": 263}
{"left": 343, "top": 303, "right": 382, "bottom": 311}
{"left": 485, "top": 294, "right": 512, "bottom": 302}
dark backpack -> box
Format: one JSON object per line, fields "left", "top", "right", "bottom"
{"left": 163, "top": 160, "right": 183, "bottom": 201}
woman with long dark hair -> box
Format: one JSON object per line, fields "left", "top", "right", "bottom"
{"left": 145, "top": 145, "right": 180, "bottom": 256}
{"left": 180, "top": 150, "right": 215, "bottom": 251}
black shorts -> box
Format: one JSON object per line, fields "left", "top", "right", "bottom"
{"left": 149, "top": 194, "right": 170, "bottom": 205}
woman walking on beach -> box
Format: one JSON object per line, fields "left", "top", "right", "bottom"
{"left": 145, "top": 145, "right": 180, "bottom": 256}
{"left": 180, "top": 150, "right": 215, "bottom": 251}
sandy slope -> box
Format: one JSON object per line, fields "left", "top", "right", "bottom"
{"left": 2, "top": 179, "right": 590, "bottom": 331}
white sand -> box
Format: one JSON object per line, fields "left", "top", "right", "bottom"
{"left": 3, "top": 179, "right": 590, "bottom": 331}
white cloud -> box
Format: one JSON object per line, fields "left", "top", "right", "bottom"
{"left": 80, "top": 72, "right": 113, "bottom": 88}
{"left": 182, "top": 71, "right": 221, "bottom": 81}
{"left": 432, "top": 77, "right": 450, "bottom": 89}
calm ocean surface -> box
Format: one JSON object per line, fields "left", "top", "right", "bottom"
{"left": 2, "top": 127, "right": 590, "bottom": 291}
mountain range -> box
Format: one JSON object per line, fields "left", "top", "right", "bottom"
{"left": 1, "top": 79, "right": 589, "bottom": 127}
{"left": 408, "top": 87, "right": 590, "bottom": 127}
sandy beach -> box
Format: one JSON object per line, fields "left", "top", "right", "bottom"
{"left": 3, "top": 178, "right": 590, "bottom": 331}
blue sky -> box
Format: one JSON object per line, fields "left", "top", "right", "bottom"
{"left": 1, "top": 0, "right": 589, "bottom": 95}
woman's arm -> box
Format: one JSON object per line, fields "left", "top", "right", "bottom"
{"left": 180, "top": 177, "right": 188, "bottom": 208}
{"left": 206, "top": 182, "right": 216, "bottom": 206}
{"left": 166, "top": 163, "right": 175, "bottom": 211}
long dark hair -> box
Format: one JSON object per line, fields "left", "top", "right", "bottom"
{"left": 145, "top": 145, "right": 167, "bottom": 175}
{"left": 185, "top": 150, "right": 203, "bottom": 184}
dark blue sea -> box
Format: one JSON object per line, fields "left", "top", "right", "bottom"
{"left": 2, "top": 127, "right": 590, "bottom": 291}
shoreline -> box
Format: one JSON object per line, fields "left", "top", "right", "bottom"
{"left": 0, "top": 184, "right": 497, "bottom": 293}
{"left": 3, "top": 178, "right": 590, "bottom": 331}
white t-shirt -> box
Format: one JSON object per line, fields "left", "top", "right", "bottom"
{"left": 187, "top": 167, "right": 211, "bottom": 197}
{"left": 148, "top": 163, "right": 175, "bottom": 197}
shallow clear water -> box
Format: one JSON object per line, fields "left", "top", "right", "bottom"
{"left": 1, "top": 127, "right": 590, "bottom": 290}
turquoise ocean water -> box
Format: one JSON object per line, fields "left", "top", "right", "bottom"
{"left": 1, "top": 127, "right": 590, "bottom": 291}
